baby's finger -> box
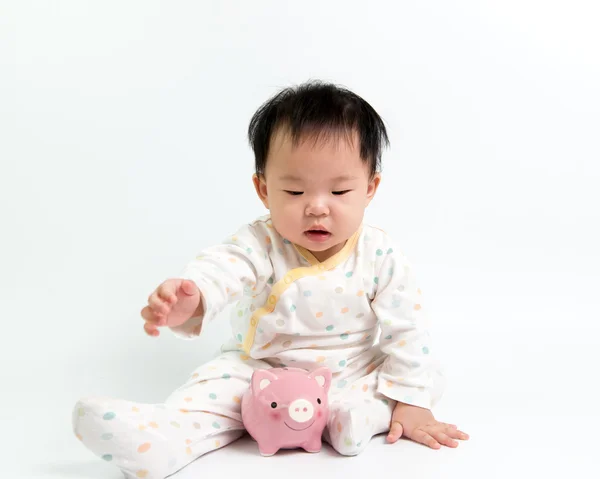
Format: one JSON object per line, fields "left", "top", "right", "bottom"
{"left": 148, "top": 292, "right": 170, "bottom": 316}
{"left": 158, "top": 283, "right": 177, "bottom": 304}
{"left": 431, "top": 430, "right": 458, "bottom": 448}
{"left": 386, "top": 421, "right": 403, "bottom": 443}
{"left": 411, "top": 429, "right": 441, "bottom": 450}
{"left": 446, "top": 427, "right": 469, "bottom": 441}
{"left": 180, "top": 279, "right": 198, "bottom": 296}
{"left": 141, "top": 306, "right": 164, "bottom": 325}
{"left": 143, "top": 322, "right": 160, "bottom": 337}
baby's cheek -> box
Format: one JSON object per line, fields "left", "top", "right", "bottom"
{"left": 317, "top": 410, "right": 323, "bottom": 418}
{"left": 271, "top": 411, "right": 281, "bottom": 420}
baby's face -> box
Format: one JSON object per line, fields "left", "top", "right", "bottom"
{"left": 254, "top": 129, "right": 380, "bottom": 262}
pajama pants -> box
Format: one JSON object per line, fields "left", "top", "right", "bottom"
{"left": 73, "top": 350, "right": 444, "bottom": 479}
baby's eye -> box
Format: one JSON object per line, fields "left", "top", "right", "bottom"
{"left": 271, "top": 402, "right": 278, "bottom": 408}
{"left": 284, "top": 191, "right": 303, "bottom": 196}
{"left": 332, "top": 190, "right": 351, "bottom": 195}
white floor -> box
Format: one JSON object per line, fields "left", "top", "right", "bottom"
{"left": 12, "top": 405, "right": 599, "bottom": 479}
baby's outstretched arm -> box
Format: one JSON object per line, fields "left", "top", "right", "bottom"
{"left": 144, "top": 221, "right": 273, "bottom": 339}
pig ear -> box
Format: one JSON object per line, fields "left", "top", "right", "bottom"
{"left": 251, "top": 369, "right": 278, "bottom": 393}
{"left": 308, "top": 367, "right": 332, "bottom": 393}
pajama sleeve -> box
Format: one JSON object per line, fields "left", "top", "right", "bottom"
{"left": 169, "top": 222, "right": 273, "bottom": 339}
{"left": 371, "top": 246, "right": 436, "bottom": 409}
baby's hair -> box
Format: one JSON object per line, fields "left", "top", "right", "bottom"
{"left": 248, "top": 80, "right": 389, "bottom": 179}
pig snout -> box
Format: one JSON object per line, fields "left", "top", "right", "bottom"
{"left": 288, "top": 399, "right": 314, "bottom": 423}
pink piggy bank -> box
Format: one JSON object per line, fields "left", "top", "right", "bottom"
{"left": 241, "top": 366, "right": 331, "bottom": 456}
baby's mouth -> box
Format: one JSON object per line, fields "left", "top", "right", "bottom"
{"left": 304, "top": 229, "right": 331, "bottom": 242}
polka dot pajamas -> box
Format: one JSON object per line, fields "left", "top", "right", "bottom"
{"left": 73, "top": 351, "right": 444, "bottom": 477}
{"left": 73, "top": 215, "right": 445, "bottom": 477}
{"left": 73, "top": 353, "right": 270, "bottom": 478}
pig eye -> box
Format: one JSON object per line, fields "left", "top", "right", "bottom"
{"left": 271, "top": 402, "right": 277, "bottom": 409}
{"left": 317, "top": 398, "right": 321, "bottom": 404}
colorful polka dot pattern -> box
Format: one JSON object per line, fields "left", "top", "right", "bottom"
{"left": 78, "top": 224, "right": 441, "bottom": 467}
{"left": 235, "top": 223, "right": 370, "bottom": 354}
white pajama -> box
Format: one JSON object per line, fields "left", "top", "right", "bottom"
{"left": 73, "top": 215, "right": 445, "bottom": 478}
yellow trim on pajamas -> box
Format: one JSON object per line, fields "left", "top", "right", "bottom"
{"left": 241, "top": 225, "right": 363, "bottom": 353}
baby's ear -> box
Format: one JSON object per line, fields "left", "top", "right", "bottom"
{"left": 308, "top": 367, "right": 332, "bottom": 393}
{"left": 251, "top": 368, "right": 278, "bottom": 393}
{"left": 252, "top": 174, "right": 269, "bottom": 209}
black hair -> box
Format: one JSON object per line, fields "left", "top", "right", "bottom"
{"left": 248, "top": 80, "right": 389, "bottom": 179}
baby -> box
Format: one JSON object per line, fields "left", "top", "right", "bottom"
{"left": 73, "top": 81, "right": 468, "bottom": 479}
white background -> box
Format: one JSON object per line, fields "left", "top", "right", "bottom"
{"left": 2, "top": 1, "right": 599, "bottom": 477}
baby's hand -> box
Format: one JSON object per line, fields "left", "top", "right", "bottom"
{"left": 387, "top": 402, "right": 469, "bottom": 449}
{"left": 141, "top": 279, "right": 203, "bottom": 337}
